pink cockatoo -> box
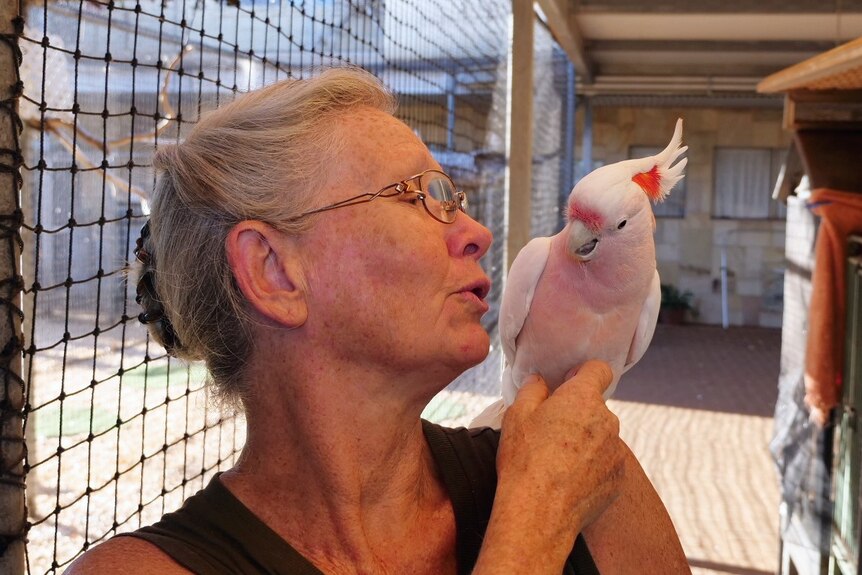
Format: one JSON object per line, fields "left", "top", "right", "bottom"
{"left": 471, "top": 119, "right": 687, "bottom": 429}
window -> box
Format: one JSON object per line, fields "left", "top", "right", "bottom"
{"left": 629, "top": 146, "right": 686, "bottom": 218}
{"left": 713, "top": 148, "right": 786, "bottom": 219}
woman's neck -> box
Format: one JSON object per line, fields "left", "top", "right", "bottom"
{"left": 219, "top": 347, "right": 455, "bottom": 573}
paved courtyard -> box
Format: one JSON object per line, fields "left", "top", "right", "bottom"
{"left": 609, "top": 324, "right": 782, "bottom": 575}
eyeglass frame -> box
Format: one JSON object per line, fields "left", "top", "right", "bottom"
{"left": 288, "top": 168, "right": 468, "bottom": 224}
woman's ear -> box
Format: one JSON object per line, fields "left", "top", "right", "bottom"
{"left": 226, "top": 220, "right": 308, "bottom": 328}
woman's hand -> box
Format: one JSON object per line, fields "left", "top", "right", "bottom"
{"left": 474, "top": 360, "right": 626, "bottom": 574}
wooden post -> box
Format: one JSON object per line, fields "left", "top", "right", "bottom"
{"left": 0, "top": 2, "right": 24, "bottom": 574}
{"left": 505, "top": 0, "right": 534, "bottom": 269}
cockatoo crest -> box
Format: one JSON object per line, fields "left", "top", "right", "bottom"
{"left": 630, "top": 118, "right": 687, "bottom": 203}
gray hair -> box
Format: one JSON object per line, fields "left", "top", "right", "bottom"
{"left": 137, "top": 67, "right": 397, "bottom": 407}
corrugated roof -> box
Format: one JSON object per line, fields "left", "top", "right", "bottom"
{"left": 758, "top": 37, "right": 862, "bottom": 92}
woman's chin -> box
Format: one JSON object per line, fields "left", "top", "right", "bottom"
{"left": 452, "top": 332, "right": 492, "bottom": 371}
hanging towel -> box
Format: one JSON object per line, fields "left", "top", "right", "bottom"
{"left": 804, "top": 188, "right": 862, "bottom": 424}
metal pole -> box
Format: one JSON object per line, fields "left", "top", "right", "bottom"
{"left": 446, "top": 74, "right": 456, "bottom": 151}
{"left": 581, "top": 96, "right": 592, "bottom": 178}
{"left": 560, "top": 60, "right": 575, "bottom": 231}
{"left": 721, "top": 246, "right": 729, "bottom": 329}
{"left": 0, "top": 2, "right": 25, "bottom": 574}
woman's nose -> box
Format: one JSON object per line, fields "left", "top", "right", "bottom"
{"left": 451, "top": 211, "right": 493, "bottom": 259}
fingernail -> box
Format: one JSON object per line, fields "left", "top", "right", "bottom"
{"left": 565, "top": 367, "right": 579, "bottom": 380}
{"left": 523, "top": 373, "right": 541, "bottom": 386}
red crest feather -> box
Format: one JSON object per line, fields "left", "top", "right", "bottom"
{"left": 628, "top": 119, "right": 687, "bottom": 203}
{"left": 632, "top": 165, "right": 662, "bottom": 202}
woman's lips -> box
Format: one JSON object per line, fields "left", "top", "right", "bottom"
{"left": 450, "top": 276, "right": 491, "bottom": 313}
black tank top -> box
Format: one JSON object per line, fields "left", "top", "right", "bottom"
{"left": 119, "top": 421, "right": 599, "bottom": 574}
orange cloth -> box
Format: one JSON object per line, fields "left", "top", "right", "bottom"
{"left": 805, "top": 188, "right": 862, "bottom": 423}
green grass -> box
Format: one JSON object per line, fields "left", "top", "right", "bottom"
{"left": 32, "top": 400, "right": 119, "bottom": 439}
{"left": 120, "top": 362, "right": 208, "bottom": 391}
{"left": 32, "top": 362, "right": 208, "bottom": 438}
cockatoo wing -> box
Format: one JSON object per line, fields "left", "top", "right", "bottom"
{"left": 470, "top": 238, "right": 551, "bottom": 430}
{"left": 499, "top": 236, "right": 552, "bottom": 363}
{"left": 624, "top": 269, "right": 661, "bottom": 372}
{"left": 498, "top": 236, "right": 552, "bottom": 405}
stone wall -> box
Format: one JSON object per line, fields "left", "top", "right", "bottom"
{"left": 579, "top": 106, "right": 792, "bottom": 327}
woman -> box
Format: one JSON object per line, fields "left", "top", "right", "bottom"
{"left": 69, "top": 67, "right": 688, "bottom": 574}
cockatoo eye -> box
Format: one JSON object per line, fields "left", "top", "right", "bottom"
{"left": 617, "top": 219, "right": 627, "bottom": 230}
{"left": 575, "top": 238, "right": 598, "bottom": 257}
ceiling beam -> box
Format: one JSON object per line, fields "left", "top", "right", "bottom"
{"left": 577, "top": 74, "right": 765, "bottom": 95}
{"left": 571, "top": 0, "right": 862, "bottom": 14}
{"left": 535, "top": 0, "right": 594, "bottom": 83}
{"left": 586, "top": 39, "right": 837, "bottom": 53}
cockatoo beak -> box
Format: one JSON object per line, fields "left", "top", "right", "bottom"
{"left": 567, "top": 219, "right": 600, "bottom": 262}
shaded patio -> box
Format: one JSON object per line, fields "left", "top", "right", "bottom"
{"left": 609, "top": 324, "right": 782, "bottom": 575}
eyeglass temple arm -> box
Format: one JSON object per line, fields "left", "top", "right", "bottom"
{"left": 298, "top": 184, "right": 402, "bottom": 217}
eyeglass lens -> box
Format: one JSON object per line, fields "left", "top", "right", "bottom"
{"left": 421, "top": 172, "right": 459, "bottom": 222}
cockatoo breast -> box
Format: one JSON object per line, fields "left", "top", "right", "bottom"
{"left": 509, "top": 234, "right": 653, "bottom": 393}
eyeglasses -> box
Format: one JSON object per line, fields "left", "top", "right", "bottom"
{"left": 291, "top": 169, "right": 468, "bottom": 224}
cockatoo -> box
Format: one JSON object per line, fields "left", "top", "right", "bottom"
{"left": 471, "top": 119, "right": 687, "bottom": 429}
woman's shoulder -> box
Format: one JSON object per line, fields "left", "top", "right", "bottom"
{"left": 65, "top": 536, "right": 193, "bottom": 575}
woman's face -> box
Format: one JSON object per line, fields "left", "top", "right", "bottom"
{"left": 297, "top": 107, "right": 493, "bottom": 383}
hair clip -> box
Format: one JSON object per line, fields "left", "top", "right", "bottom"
{"left": 134, "top": 221, "right": 151, "bottom": 264}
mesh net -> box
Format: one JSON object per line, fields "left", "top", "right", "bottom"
{"left": 12, "top": 1, "right": 573, "bottom": 571}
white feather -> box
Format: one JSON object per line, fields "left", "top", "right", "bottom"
{"left": 624, "top": 270, "right": 661, "bottom": 373}
{"left": 497, "top": 236, "right": 553, "bottom": 406}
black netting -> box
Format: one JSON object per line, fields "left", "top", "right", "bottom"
{"left": 10, "top": 1, "right": 575, "bottom": 571}
{"left": 0, "top": 7, "right": 27, "bottom": 574}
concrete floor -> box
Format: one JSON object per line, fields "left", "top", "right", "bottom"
{"left": 608, "top": 324, "right": 782, "bottom": 575}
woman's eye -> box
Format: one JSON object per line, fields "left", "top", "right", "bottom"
{"left": 402, "top": 192, "right": 423, "bottom": 205}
